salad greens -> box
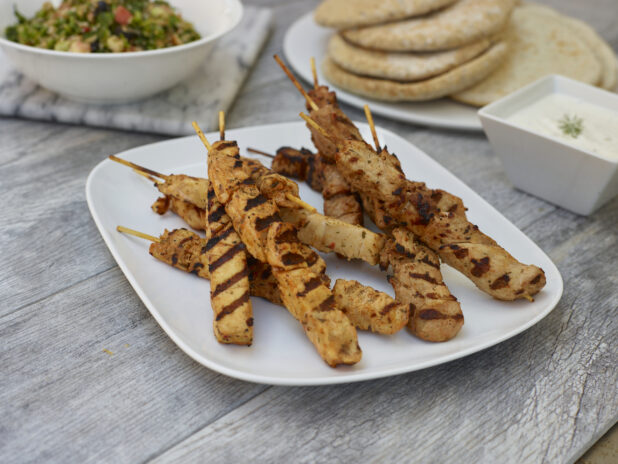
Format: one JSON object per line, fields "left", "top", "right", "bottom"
{"left": 5, "top": 1, "right": 201, "bottom": 53}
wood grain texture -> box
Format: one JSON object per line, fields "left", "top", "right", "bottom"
{"left": 0, "top": 268, "right": 268, "bottom": 463}
{"left": 1, "top": 0, "right": 617, "bottom": 463}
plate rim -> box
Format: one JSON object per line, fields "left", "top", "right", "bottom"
{"left": 86, "top": 121, "right": 563, "bottom": 386}
{"left": 283, "top": 11, "right": 484, "bottom": 132}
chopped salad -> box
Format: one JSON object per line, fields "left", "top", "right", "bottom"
{"left": 5, "top": 0, "right": 201, "bottom": 53}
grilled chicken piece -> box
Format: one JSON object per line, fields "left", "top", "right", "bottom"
{"left": 205, "top": 184, "right": 253, "bottom": 345}
{"left": 156, "top": 173, "right": 209, "bottom": 210}
{"left": 271, "top": 147, "right": 312, "bottom": 180}
{"left": 304, "top": 88, "right": 365, "bottom": 226}
{"left": 253, "top": 168, "right": 385, "bottom": 265}
{"left": 381, "top": 228, "right": 463, "bottom": 342}
{"left": 208, "top": 140, "right": 361, "bottom": 366}
{"left": 321, "top": 160, "right": 364, "bottom": 225}
{"left": 270, "top": 146, "right": 324, "bottom": 192}
{"left": 148, "top": 167, "right": 384, "bottom": 266}
{"left": 149, "top": 228, "right": 281, "bottom": 305}
{"left": 280, "top": 207, "right": 385, "bottom": 265}
{"left": 152, "top": 195, "right": 206, "bottom": 231}
{"left": 333, "top": 279, "right": 408, "bottom": 335}
{"left": 334, "top": 138, "right": 546, "bottom": 301}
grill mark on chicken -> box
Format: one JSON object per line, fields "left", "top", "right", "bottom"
{"left": 380, "top": 302, "right": 399, "bottom": 315}
{"left": 419, "top": 309, "right": 464, "bottom": 321}
{"left": 244, "top": 194, "right": 269, "bottom": 211}
{"left": 281, "top": 253, "right": 305, "bottom": 266}
{"left": 205, "top": 225, "right": 234, "bottom": 252}
{"left": 490, "top": 274, "right": 510, "bottom": 290}
{"left": 420, "top": 255, "right": 440, "bottom": 269}
{"left": 408, "top": 272, "right": 439, "bottom": 285}
{"left": 395, "top": 243, "right": 415, "bottom": 259}
{"left": 274, "top": 229, "right": 298, "bottom": 244}
{"left": 208, "top": 205, "right": 226, "bottom": 223}
{"left": 318, "top": 295, "right": 336, "bottom": 312}
{"left": 255, "top": 213, "right": 281, "bottom": 231}
{"left": 216, "top": 291, "right": 250, "bottom": 321}
{"left": 212, "top": 267, "right": 250, "bottom": 298}
{"left": 471, "top": 257, "right": 490, "bottom": 277}
{"left": 216, "top": 141, "right": 237, "bottom": 150}
{"left": 446, "top": 244, "right": 469, "bottom": 259}
{"left": 209, "top": 242, "right": 246, "bottom": 273}
{"left": 297, "top": 276, "right": 323, "bottom": 298}
{"left": 191, "top": 262, "right": 204, "bottom": 274}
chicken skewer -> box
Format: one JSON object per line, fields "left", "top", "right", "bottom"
{"left": 248, "top": 146, "right": 324, "bottom": 192}
{"left": 358, "top": 108, "right": 464, "bottom": 340}
{"left": 117, "top": 226, "right": 282, "bottom": 305}
{"left": 200, "top": 112, "right": 254, "bottom": 345}
{"left": 274, "top": 54, "right": 364, "bottom": 226}
{"left": 109, "top": 155, "right": 385, "bottom": 265}
{"left": 194, "top": 120, "right": 361, "bottom": 366}
{"left": 117, "top": 226, "right": 407, "bottom": 336}
{"left": 272, "top": 56, "right": 464, "bottom": 339}
{"left": 301, "top": 112, "right": 546, "bottom": 301}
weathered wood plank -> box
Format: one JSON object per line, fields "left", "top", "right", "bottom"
{"left": 0, "top": 121, "right": 162, "bottom": 315}
{"left": 147, "top": 202, "right": 618, "bottom": 464}
{"left": 0, "top": 268, "right": 269, "bottom": 463}
{"left": 0, "top": 0, "right": 616, "bottom": 463}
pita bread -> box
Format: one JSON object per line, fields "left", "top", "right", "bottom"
{"left": 519, "top": 3, "right": 617, "bottom": 90}
{"left": 451, "top": 6, "right": 603, "bottom": 106}
{"left": 314, "top": 0, "right": 457, "bottom": 29}
{"left": 322, "top": 41, "right": 509, "bottom": 101}
{"left": 342, "top": 0, "right": 516, "bottom": 52}
{"left": 328, "top": 34, "right": 494, "bottom": 81}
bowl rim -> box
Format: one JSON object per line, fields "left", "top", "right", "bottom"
{"left": 478, "top": 74, "right": 618, "bottom": 165}
{"left": 0, "top": 0, "right": 243, "bottom": 59}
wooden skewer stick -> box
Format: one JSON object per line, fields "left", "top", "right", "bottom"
{"left": 273, "top": 54, "right": 319, "bottom": 111}
{"left": 310, "top": 57, "right": 318, "bottom": 89}
{"left": 285, "top": 193, "right": 317, "bottom": 213}
{"left": 192, "top": 121, "right": 212, "bottom": 152}
{"left": 132, "top": 168, "right": 162, "bottom": 184}
{"left": 219, "top": 111, "right": 225, "bottom": 141}
{"left": 117, "top": 225, "right": 160, "bottom": 243}
{"left": 247, "top": 147, "right": 275, "bottom": 159}
{"left": 363, "top": 104, "right": 381, "bottom": 152}
{"left": 109, "top": 155, "right": 169, "bottom": 181}
{"left": 299, "top": 112, "right": 336, "bottom": 142}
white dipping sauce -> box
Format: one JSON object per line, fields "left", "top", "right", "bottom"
{"left": 507, "top": 93, "right": 618, "bottom": 160}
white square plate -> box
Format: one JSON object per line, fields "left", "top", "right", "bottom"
{"left": 86, "top": 121, "right": 563, "bottom": 385}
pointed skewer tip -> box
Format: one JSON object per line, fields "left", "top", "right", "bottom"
{"left": 310, "top": 57, "right": 318, "bottom": 89}
{"left": 116, "top": 225, "right": 160, "bottom": 243}
{"left": 273, "top": 54, "right": 319, "bottom": 111}
{"left": 192, "top": 121, "right": 212, "bottom": 151}
{"left": 218, "top": 111, "right": 225, "bottom": 141}
{"left": 363, "top": 104, "right": 381, "bottom": 152}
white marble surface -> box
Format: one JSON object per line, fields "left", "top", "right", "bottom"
{"left": 0, "top": 6, "right": 272, "bottom": 136}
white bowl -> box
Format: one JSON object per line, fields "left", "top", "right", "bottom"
{"left": 0, "top": 0, "right": 243, "bottom": 104}
{"left": 479, "top": 75, "right": 618, "bottom": 216}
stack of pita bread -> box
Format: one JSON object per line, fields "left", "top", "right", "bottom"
{"left": 315, "top": 0, "right": 618, "bottom": 106}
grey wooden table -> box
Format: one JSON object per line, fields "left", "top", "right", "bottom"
{"left": 1, "top": 1, "right": 616, "bottom": 462}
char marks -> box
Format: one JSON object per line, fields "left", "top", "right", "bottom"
{"left": 216, "top": 291, "right": 250, "bottom": 321}
{"left": 212, "top": 267, "right": 250, "bottom": 298}
{"left": 209, "top": 242, "right": 247, "bottom": 272}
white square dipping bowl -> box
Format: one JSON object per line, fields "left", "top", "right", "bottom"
{"left": 478, "top": 75, "right": 618, "bottom": 216}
